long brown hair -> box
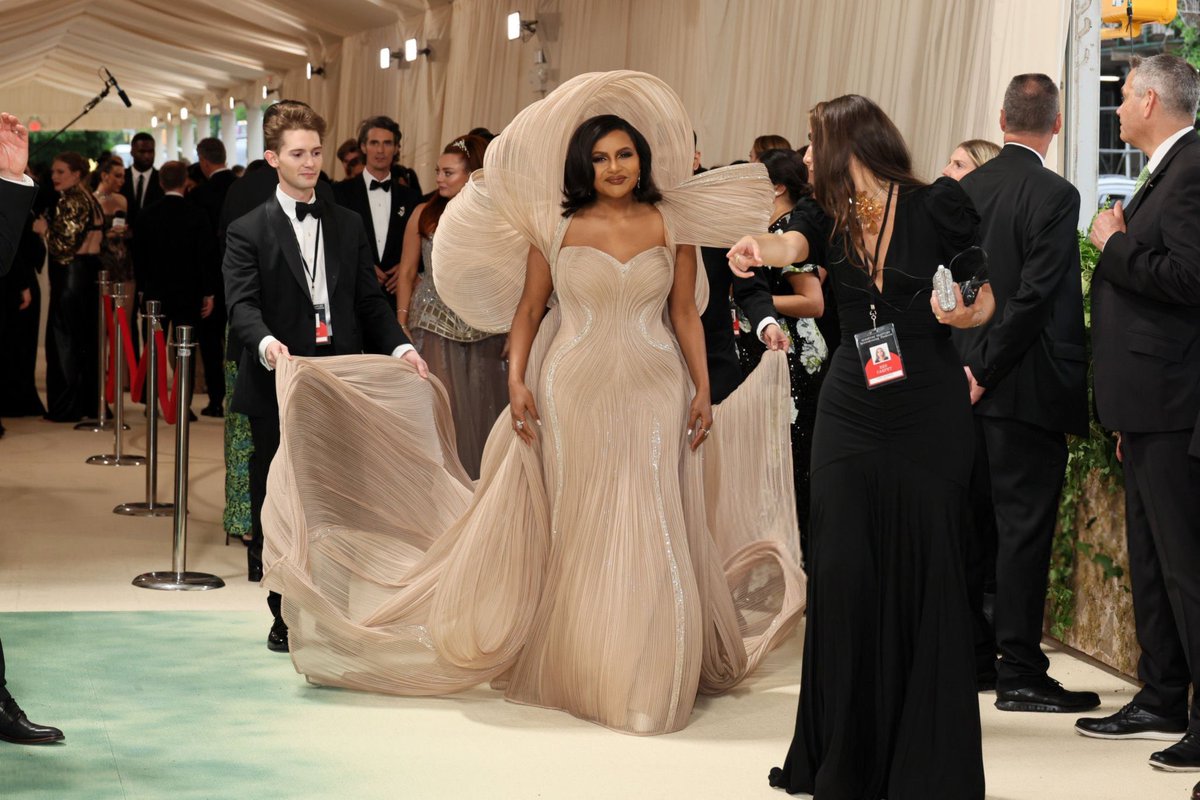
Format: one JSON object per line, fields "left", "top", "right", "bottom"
{"left": 418, "top": 134, "right": 488, "bottom": 237}
{"left": 808, "top": 95, "right": 923, "bottom": 271}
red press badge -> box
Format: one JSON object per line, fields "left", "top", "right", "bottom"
{"left": 854, "top": 322, "right": 907, "bottom": 389}
{"left": 314, "top": 303, "right": 332, "bottom": 345}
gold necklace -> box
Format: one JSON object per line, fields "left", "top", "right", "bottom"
{"left": 852, "top": 184, "right": 888, "bottom": 235}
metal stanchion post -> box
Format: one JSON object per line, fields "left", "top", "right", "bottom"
{"left": 87, "top": 283, "right": 145, "bottom": 466}
{"left": 115, "top": 300, "right": 174, "bottom": 516}
{"left": 133, "top": 326, "right": 224, "bottom": 591}
{"left": 76, "top": 270, "right": 124, "bottom": 432}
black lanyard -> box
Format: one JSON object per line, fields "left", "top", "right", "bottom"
{"left": 298, "top": 219, "right": 322, "bottom": 294}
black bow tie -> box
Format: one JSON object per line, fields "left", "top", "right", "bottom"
{"left": 296, "top": 200, "right": 323, "bottom": 221}
{"left": 369, "top": 179, "right": 391, "bottom": 192}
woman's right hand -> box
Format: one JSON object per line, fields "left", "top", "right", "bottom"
{"left": 727, "top": 235, "right": 764, "bottom": 277}
{"left": 509, "top": 382, "right": 541, "bottom": 445}
{"left": 31, "top": 216, "right": 46, "bottom": 236}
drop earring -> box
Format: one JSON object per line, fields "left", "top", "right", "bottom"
{"left": 636, "top": 175, "right": 641, "bottom": 190}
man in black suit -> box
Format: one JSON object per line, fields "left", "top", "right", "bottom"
{"left": 954, "top": 74, "right": 1097, "bottom": 715}
{"left": 188, "top": 138, "right": 238, "bottom": 417}
{"left": 224, "top": 103, "right": 427, "bottom": 652}
{"left": 121, "top": 131, "right": 164, "bottom": 227}
{"left": 698, "top": 247, "right": 780, "bottom": 403}
{"left": 0, "top": 111, "right": 64, "bottom": 745}
{"left": 135, "top": 160, "right": 219, "bottom": 414}
{"left": 1077, "top": 54, "right": 1200, "bottom": 773}
{"left": 332, "top": 116, "right": 421, "bottom": 324}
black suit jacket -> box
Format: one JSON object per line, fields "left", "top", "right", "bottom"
{"left": 134, "top": 195, "right": 219, "bottom": 324}
{"left": 1092, "top": 130, "right": 1200, "bottom": 456}
{"left": 0, "top": 178, "right": 36, "bottom": 277}
{"left": 120, "top": 167, "right": 165, "bottom": 227}
{"left": 699, "top": 246, "right": 776, "bottom": 403}
{"left": 223, "top": 195, "right": 409, "bottom": 418}
{"left": 188, "top": 169, "right": 237, "bottom": 231}
{"left": 333, "top": 171, "right": 421, "bottom": 269}
{"left": 955, "top": 145, "right": 1089, "bottom": 436}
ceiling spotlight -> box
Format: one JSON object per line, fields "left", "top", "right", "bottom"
{"left": 151, "top": 115, "right": 158, "bottom": 128}
{"left": 229, "top": 96, "right": 236, "bottom": 110}
{"left": 307, "top": 62, "right": 326, "bottom": 80}
{"left": 380, "top": 47, "right": 394, "bottom": 70}
{"left": 1100, "top": 75, "right": 1120, "bottom": 82}
{"left": 205, "top": 102, "right": 212, "bottom": 115}
{"left": 180, "top": 107, "right": 189, "bottom": 121}
{"left": 167, "top": 111, "right": 173, "bottom": 123}
{"left": 507, "top": 11, "right": 538, "bottom": 41}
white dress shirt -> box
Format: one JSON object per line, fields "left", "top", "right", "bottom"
{"left": 1146, "top": 126, "right": 1194, "bottom": 174}
{"left": 258, "top": 186, "right": 413, "bottom": 369}
{"left": 1, "top": 174, "right": 34, "bottom": 187}
{"left": 362, "top": 168, "right": 391, "bottom": 262}
{"left": 130, "top": 166, "right": 153, "bottom": 207}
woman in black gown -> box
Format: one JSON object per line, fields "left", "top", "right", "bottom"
{"left": 729, "top": 95, "right": 994, "bottom": 800}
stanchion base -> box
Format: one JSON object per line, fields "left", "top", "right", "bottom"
{"left": 86, "top": 454, "right": 147, "bottom": 466}
{"left": 114, "top": 501, "right": 175, "bottom": 517}
{"left": 132, "top": 571, "right": 225, "bottom": 591}
{"left": 74, "top": 419, "right": 129, "bottom": 432}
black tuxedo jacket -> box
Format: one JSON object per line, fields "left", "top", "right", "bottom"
{"left": 1092, "top": 130, "right": 1200, "bottom": 456}
{"left": 134, "top": 195, "right": 219, "bottom": 323}
{"left": 333, "top": 171, "right": 421, "bottom": 269}
{"left": 120, "top": 167, "right": 165, "bottom": 226}
{"left": 0, "top": 178, "right": 36, "bottom": 277}
{"left": 188, "top": 170, "right": 237, "bottom": 231}
{"left": 699, "top": 246, "right": 776, "bottom": 403}
{"left": 223, "top": 195, "right": 409, "bottom": 418}
{"left": 955, "top": 145, "right": 1089, "bottom": 436}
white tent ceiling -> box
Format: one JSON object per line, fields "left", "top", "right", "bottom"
{"left": 0, "top": 0, "right": 448, "bottom": 129}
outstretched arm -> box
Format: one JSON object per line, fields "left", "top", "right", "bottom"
{"left": 727, "top": 230, "right": 811, "bottom": 277}
{"left": 507, "top": 245, "right": 553, "bottom": 445}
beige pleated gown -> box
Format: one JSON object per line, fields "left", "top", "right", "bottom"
{"left": 261, "top": 71, "right": 806, "bottom": 735}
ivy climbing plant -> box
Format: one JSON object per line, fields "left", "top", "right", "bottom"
{"left": 1046, "top": 230, "right": 1126, "bottom": 639}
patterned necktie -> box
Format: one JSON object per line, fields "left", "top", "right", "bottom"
{"left": 1133, "top": 165, "right": 1151, "bottom": 195}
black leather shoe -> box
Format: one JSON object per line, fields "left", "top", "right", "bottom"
{"left": 1075, "top": 702, "right": 1188, "bottom": 741}
{"left": 267, "top": 624, "right": 289, "bottom": 653}
{"left": 995, "top": 675, "right": 1100, "bottom": 713}
{"left": 1191, "top": 778, "right": 1199, "bottom": 799}
{"left": 1150, "top": 732, "right": 1200, "bottom": 772}
{"left": 0, "top": 698, "right": 64, "bottom": 744}
{"left": 200, "top": 405, "right": 223, "bottom": 418}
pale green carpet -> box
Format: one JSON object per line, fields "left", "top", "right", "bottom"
{"left": 0, "top": 611, "right": 365, "bottom": 800}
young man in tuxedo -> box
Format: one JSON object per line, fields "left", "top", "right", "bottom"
{"left": 954, "top": 74, "right": 1096, "bottom": 714}
{"left": 332, "top": 116, "right": 422, "bottom": 323}
{"left": 188, "top": 138, "right": 238, "bottom": 417}
{"left": 224, "top": 104, "right": 428, "bottom": 652}
{"left": 1079, "top": 54, "right": 1200, "bottom": 773}
{"left": 0, "top": 111, "right": 63, "bottom": 745}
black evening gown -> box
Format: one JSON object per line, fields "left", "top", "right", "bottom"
{"left": 768, "top": 178, "right": 985, "bottom": 800}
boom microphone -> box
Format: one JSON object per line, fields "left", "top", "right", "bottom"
{"left": 103, "top": 67, "right": 133, "bottom": 108}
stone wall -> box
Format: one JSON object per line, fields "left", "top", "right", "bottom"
{"left": 1050, "top": 470, "right": 1139, "bottom": 678}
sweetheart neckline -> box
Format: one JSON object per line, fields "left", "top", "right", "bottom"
{"left": 559, "top": 244, "right": 669, "bottom": 266}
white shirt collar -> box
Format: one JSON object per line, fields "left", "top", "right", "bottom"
{"left": 209, "top": 166, "right": 231, "bottom": 176}
{"left": 131, "top": 165, "right": 153, "bottom": 177}
{"left": 165, "top": 190, "right": 185, "bottom": 198}
{"left": 1147, "top": 126, "right": 1194, "bottom": 174}
{"left": 1004, "top": 141, "right": 1046, "bottom": 167}
{"left": 362, "top": 168, "right": 390, "bottom": 188}
{"left": 275, "top": 185, "right": 317, "bottom": 219}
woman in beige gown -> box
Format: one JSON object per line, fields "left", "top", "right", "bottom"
{"left": 262, "top": 71, "right": 805, "bottom": 735}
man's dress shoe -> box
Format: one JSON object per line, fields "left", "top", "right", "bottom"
{"left": 1150, "top": 733, "right": 1200, "bottom": 772}
{"left": 267, "top": 624, "right": 289, "bottom": 653}
{"left": 995, "top": 675, "right": 1100, "bottom": 713}
{"left": 1075, "top": 702, "right": 1188, "bottom": 741}
{"left": 200, "top": 406, "right": 223, "bottom": 418}
{"left": 0, "top": 698, "right": 64, "bottom": 744}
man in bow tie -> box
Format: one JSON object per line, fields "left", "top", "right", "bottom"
{"left": 224, "top": 103, "right": 428, "bottom": 653}
{"left": 332, "top": 116, "right": 422, "bottom": 325}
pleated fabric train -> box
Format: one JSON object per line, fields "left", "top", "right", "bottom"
{"left": 261, "top": 70, "right": 806, "bottom": 735}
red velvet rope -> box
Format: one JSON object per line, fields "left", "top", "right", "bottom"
{"left": 102, "top": 301, "right": 179, "bottom": 424}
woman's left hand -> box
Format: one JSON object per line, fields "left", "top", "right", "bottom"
{"left": 930, "top": 282, "right": 995, "bottom": 330}
{"left": 687, "top": 393, "right": 713, "bottom": 451}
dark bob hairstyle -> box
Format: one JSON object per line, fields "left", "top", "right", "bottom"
{"left": 561, "top": 114, "right": 663, "bottom": 217}
{"left": 758, "top": 147, "right": 812, "bottom": 203}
